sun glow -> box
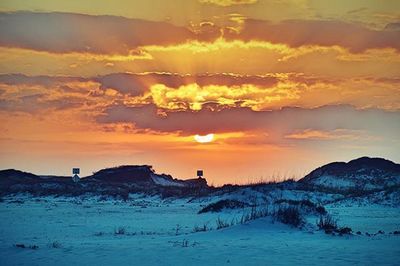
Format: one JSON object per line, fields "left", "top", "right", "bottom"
{"left": 194, "top": 133, "right": 214, "bottom": 143}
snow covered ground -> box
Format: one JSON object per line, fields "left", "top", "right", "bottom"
{"left": 0, "top": 195, "right": 399, "bottom": 266}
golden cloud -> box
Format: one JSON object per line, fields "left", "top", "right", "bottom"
{"left": 284, "top": 129, "right": 377, "bottom": 141}
{"left": 149, "top": 82, "right": 301, "bottom": 111}
{"left": 198, "top": 0, "right": 258, "bottom": 7}
{"left": 2, "top": 73, "right": 400, "bottom": 115}
{"left": 1, "top": 38, "right": 400, "bottom": 79}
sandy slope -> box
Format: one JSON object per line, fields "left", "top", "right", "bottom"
{"left": 0, "top": 196, "right": 399, "bottom": 266}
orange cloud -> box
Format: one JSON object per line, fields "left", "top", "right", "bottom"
{"left": 198, "top": 0, "right": 257, "bottom": 7}
{"left": 2, "top": 73, "right": 400, "bottom": 115}
{"left": 224, "top": 19, "right": 400, "bottom": 52}
{"left": 149, "top": 82, "right": 301, "bottom": 111}
{"left": 284, "top": 129, "right": 376, "bottom": 141}
{"left": 1, "top": 38, "right": 399, "bottom": 79}
{"left": 0, "top": 11, "right": 218, "bottom": 54}
{"left": 1, "top": 12, "right": 399, "bottom": 56}
{"left": 96, "top": 104, "right": 400, "bottom": 139}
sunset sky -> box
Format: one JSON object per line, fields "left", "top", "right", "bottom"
{"left": 0, "top": 0, "right": 399, "bottom": 185}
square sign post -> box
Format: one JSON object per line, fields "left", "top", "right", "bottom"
{"left": 72, "top": 168, "right": 80, "bottom": 182}
{"left": 197, "top": 170, "right": 203, "bottom": 178}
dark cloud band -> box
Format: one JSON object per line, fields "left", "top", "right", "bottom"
{"left": 1, "top": 12, "right": 399, "bottom": 54}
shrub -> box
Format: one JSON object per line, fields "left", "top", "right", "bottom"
{"left": 317, "top": 215, "right": 352, "bottom": 235}
{"left": 181, "top": 239, "right": 189, "bottom": 247}
{"left": 239, "top": 206, "right": 269, "bottom": 224}
{"left": 337, "top": 227, "right": 352, "bottom": 235}
{"left": 315, "top": 206, "right": 327, "bottom": 215}
{"left": 216, "top": 217, "right": 230, "bottom": 230}
{"left": 275, "top": 206, "right": 304, "bottom": 227}
{"left": 114, "top": 226, "right": 126, "bottom": 235}
{"left": 275, "top": 199, "right": 327, "bottom": 215}
{"left": 50, "top": 241, "right": 62, "bottom": 248}
{"left": 119, "top": 191, "right": 130, "bottom": 201}
{"left": 10, "top": 199, "right": 24, "bottom": 204}
{"left": 198, "top": 199, "right": 248, "bottom": 214}
{"left": 317, "top": 214, "right": 338, "bottom": 233}
{"left": 175, "top": 224, "right": 181, "bottom": 235}
{"left": 275, "top": 199, "right": 315, "bottom": 208}
{"left": 193, "top": 224, "right": 209, "bottom": 232}
{"left": 171, "top": 239, "right": 195, "bottom": 247}
{"left": 15, "top": 244, "right": 39, "bottom": 250}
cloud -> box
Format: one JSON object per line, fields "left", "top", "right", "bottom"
{"left": 198, "top": 0, "right": 258, "bottom": 7}
{"left": 384, "top": 22, "right": 400, "bottom": 31}
{"left": 284, "top": 129, "right": 375, "bottom": 141}
{"left": 2, "top": 73, "right": 400, "bottom": 115}
{"left": 0, "top": 73, "right": 85, "bottom": 87}
{"left": 149, "top": 81, "right": 298, "bottom": 111}
{"left": 0, "top": 11, "right": 219, "bottom": 54}
{"left": 0, "top": 72, "right": 278, "bottom": 97}
{"left": 0, "top": 74, "right": 105, "bottom": 113}
{"left": 1, "top": 11, "right": 399, "bottom": 56}
{"left": 224, "top": 19, "right": 400, "bottom": 52}
{"left": 96, "top": 104, "right": 400, "bottom": 143}
{"left": 0, "top": 72, "right": 279, "bottom": 114}
{"left": 94, "top": 73, "right": 151, "bottom": 96}
{"left": 0, "top": 93, "right": 84, "bottom": 113}
{"left": 95, "top": 72, "right": 278, "bottom": 97}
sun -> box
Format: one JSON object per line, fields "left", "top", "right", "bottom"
{"left": 194, "top": 133, "right": 214, "bottom": 143}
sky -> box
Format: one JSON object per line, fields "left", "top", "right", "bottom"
{"left": 0, "top": 0, "right": 399, "bottom": 185}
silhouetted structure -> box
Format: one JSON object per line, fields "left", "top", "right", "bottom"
{"left": 197, "top": 170, "right": 203, "bottom": 178}
{"left": 72, "top": 168, "right": 80, "bottom": 182}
